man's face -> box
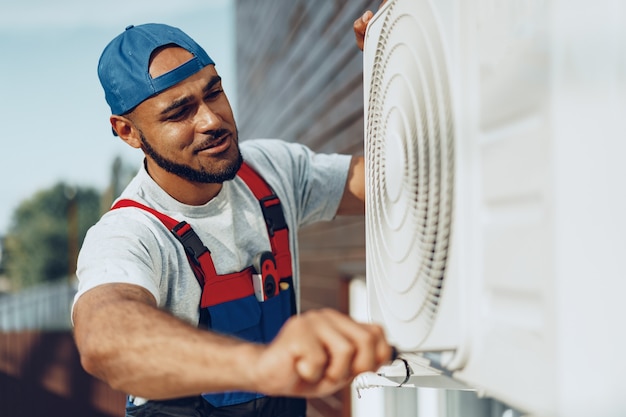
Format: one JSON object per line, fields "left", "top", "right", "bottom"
{"left": 127, "top": 47, "right": 241, "bottom": 184}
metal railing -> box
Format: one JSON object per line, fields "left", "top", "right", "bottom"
{"left": 0, "top": 281, "right": 75, "bottom": 331}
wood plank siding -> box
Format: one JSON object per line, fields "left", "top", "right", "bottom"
{"left": 235, "top": 1, "right": 380, "bottom": 416}
{"left": 0, "top": 331, "right": 125, "bottom": 416}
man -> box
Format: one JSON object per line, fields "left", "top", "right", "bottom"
{"left": 73, "top": 7, "right": 386, "bottom": 417}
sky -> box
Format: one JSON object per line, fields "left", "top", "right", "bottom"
{"left": 0, "top": 0, "right": 236, "bottom": 235}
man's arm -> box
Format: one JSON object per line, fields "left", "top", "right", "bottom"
{"left": 73, "top": 282, "right": 391, "bottom": 399}
{"left": 337, "top": 156, "right": 366, "bottom": 215}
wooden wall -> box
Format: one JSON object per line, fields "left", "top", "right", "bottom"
{"left": 0, "top": 331, "right": 125, "bottom": 417}
{"left": 235, "top": 1, "right": 380, "bottom": 416}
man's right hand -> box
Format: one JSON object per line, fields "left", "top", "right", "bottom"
{"left": 248, "top": 308, "right": 392, "bottom": 398}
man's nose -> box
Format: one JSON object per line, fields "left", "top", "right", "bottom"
{"left": 196, "top": 103, "right": 221, "bottom": 132}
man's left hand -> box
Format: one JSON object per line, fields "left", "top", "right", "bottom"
{"left": 354, "top": 1, "right": 388, "bottom": 51}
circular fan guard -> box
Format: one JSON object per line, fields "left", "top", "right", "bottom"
{"left": 365, "top": 0, "right": 454, "bottom": 350}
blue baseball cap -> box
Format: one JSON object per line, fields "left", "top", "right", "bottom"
{"left": 98, "top": 23, "right": 215, "bottom": 116}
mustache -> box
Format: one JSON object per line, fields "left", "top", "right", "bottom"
{"left": 194, "top": 129, "right": 232, "bottom": 151}
{"left": 203, "top": 128, "right": 230, "bottom": 142}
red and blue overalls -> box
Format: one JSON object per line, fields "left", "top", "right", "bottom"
{"left": 112, "top": 162, "right": 297, "bottom": 409}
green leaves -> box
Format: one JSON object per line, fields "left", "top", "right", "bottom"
{"left": 1, "top": 183, "right": 102, "bottom": 289}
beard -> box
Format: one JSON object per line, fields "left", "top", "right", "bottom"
{"left": 139, "top": 130, "right": 243, "bottom": 184}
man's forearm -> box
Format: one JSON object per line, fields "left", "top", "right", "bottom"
{"left": 73, "top": 284, "right": 263, "bottom": 399}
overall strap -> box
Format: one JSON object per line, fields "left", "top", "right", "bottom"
{"left": 236, "top": 163, "right": 293, "bottom": 279}
{"left": 110, "top": 199, "right": 216, "bottom": 288}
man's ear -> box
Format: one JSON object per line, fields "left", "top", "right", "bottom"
{"left": 111, "top": 115, "right": 142, "bottom": 149}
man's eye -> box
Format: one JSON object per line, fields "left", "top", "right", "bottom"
{"left": 166, "top": 108, "right": 190, "bottom": 121}
{"left": 206, "top": 89, "right": 223, "bottom": 100}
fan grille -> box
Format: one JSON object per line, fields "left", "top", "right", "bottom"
{"left": 365, "top": 0, "right": 454, "bottom": 349}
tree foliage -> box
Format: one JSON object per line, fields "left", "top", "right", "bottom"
{"left": 1, "top": 183, "right": 102, "bottom": 289}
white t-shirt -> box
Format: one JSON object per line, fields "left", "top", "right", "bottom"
{"left": 73, "top": 139, "right": 351, "bottom": 325}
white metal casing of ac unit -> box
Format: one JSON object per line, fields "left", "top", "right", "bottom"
{"left": 363, "top": 1, "right": 626, "bottom": 416}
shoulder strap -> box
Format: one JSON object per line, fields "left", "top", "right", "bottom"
{"left": 110, "top": 199, "right": 216, "bottom": 288}
{"left": 236, "top": 162, "right": 293, "bottom": 279}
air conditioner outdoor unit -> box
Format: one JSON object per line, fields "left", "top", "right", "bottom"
{"left": 362, "top": 0, "right": 626, "bottom": 416}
